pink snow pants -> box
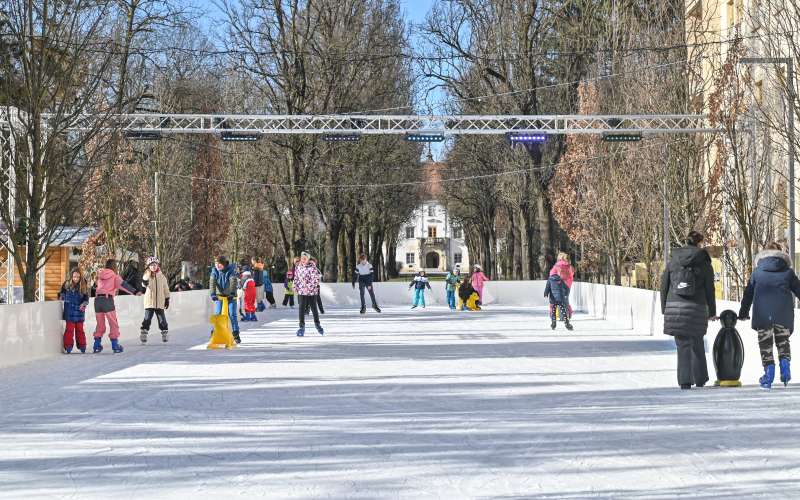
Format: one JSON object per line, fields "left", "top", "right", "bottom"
{"left": 94, "top": 311, "right": 121, "bottom": 340}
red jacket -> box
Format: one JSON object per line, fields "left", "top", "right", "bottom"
{"left": 549, "top": 260, "right": 574, "bottom": 289}
{"left": 243, "top": 278, "right": 257, "bottom": 313}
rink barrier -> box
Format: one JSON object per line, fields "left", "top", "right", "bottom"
{"left": 0, "top": 282, "right": 790, "bottom": 377}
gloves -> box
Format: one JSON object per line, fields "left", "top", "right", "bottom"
{"left": 211, "top": 294, "right": 218, "bottom": 302}
{"left": 79, "top": 304, "right": 87, "bottom": 312}
{"left": 738, "top": 314, "right": 750, "bottom": 321}
{"left": 165, "top": 298, "right": 170, "bottom": 310}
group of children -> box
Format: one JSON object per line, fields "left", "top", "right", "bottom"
{"left": 59, "top": 257, "right": 170, "bottom": 354}
{"left": 406, "top": 264, "right": 490, "bottom": 311}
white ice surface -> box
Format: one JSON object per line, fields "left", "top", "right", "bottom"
{"left": 2, "top": 306, "right": 800, "bottom": 499}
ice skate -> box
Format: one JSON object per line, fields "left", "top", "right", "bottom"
{"left": 63, "top": 346, "right": 72, "bottom": 354}
{"left": 92, "top": 337, "right": 103, "bottom": 353}
{"left": 360, "top": 306, "right": 366, "bottom": 314}
{"left": 565, "top": 320, "right": 574, "bottom": 331}
{"left": 550, "top": 320, "right": 556, "bottom": 330}
{"left": 316, "top": 324, "right": 324, "bottom": 336}
{"left": 232, "top": 331, "right": 241, "bottom": 344}
{"left": 760, "top": 364, "right": 775, "bottom": 390}
{"left": 161, "top": 330, "right": 169, "bottom": 343}
{"left": 140, "top": 329, "right": 148, "bottom": 344}
{"left": 111, "top": 339, "right": 124, "bottom": 353}
{"left": 780, "top": 358, "right": 791, "bottom": 386}
{"left": 296, "top": 327, "right": 305, "bottom": 337}
{"left": 373, "top": 305, "right": 381, "bottom": 313}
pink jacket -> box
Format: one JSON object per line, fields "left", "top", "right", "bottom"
{"left": 549, "top": 260, "right": 574, "bottom": 289}
{"left": 471, "top": 271, "right": 489, "bottom": 295}
{"left": 94, "top": 268, "right": 134, "bottom": 296}
{"left": 294, "top": 262, "right": 321, "bottom": 296}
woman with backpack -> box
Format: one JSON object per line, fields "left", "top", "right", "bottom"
{"left": 660, "top": 231, "right": 718, "bottom": 389}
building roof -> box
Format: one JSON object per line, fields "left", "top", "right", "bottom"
{"left": 0, "top": 223, "right": 98, "bottom": 248}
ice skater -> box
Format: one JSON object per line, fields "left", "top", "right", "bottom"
{"left": 545, "top": 274, "right": 573, "bottom": 331}
{"left": 59, "top": 269, "right": 90, "bottom": 353}
{"left": 140, "top": 256, "right": 171, "bottom": 344}
{"left": 458, "top": 278, "right": 481, "bottom": 311}
{"left": 295, "top": 251, "right": 324, "bottom": 336}
{"left": 92, "top": 259, "right": 139, "bottom": 353}
{"left": 445, "top": 266, "right": 462, "bottom": 310}
{"left": 210, "top": 256, "right": 241, "bottom": 344}
{"left": 353, "top": 253, "right": 381, "bottom": 314}
{"left": 241, "top": 270, "right": 258, "bottom": 321}
{"left": 550, "top": 252, "right": 574, "bottom": 316}
{"left": 283, "top": 270, "right": 295, "bottom": 307}
{"left": 409, "top": 270, "right": 432, "bottom": 309}
{"left": 738, "top": 242, "right": 800, "bottom": 389}
{"left": 470, "top": 265, "right": 490, "bottom": 303}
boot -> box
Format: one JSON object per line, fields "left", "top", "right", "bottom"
{"left": 550, "top": 320, "right": 556, "bottom": 330}
{"left": 296, "top": 327, "right": 305, "bottom": 337}
{"left": 64, "top": 346, "right": 73, "bottom": 354}
{"left": 78, "top": 346, "right": 86, "bottom": 353}
{"left": 111, "top": 339, "right": 124, "bottom": 353}
{"left": 161, "top": 330, "right": 169, "bottom": 343}
{"left": 140, "top": 329, "right": 148, "bottom": 344}
{"left": 232, "top": 331, "right": 241, "bottom": 344}
{"left": 680, "top": 384, "right": 692, "bottom": 390}
{"left": 360, "top": 306, "right": 366, "bottom": 315}
{"left": 565, "top": 319, "right": 574, "bottom": 331}
{"left": 316, "top": 324, "right": 324, "bottom": 336}
{"left": 252, "top": 313, "right": 258, "bottom": 322}
{"left": 373, "top": 305, "right": 381, "bottom": 313}
{"left": 760, "top": 363, "right": 775, "bottom": 389}
{"left": 780, "top": 358, "right": 791, "bottom": 386}
{"left": 93, "top": 337, "right": 103, "bottom": 353}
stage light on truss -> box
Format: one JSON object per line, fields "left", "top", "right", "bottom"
{"left": 124, "top": 131, "right": 161, "bottom": 141}
{"left": 602, "top": 132, "right": 642, "bottom": 142}
{"left": 220, "top": 131, "right": 261, "bottom": 142}
{"left": 405, "top": 132, "right": 445, "bottom": 143}
{"left": 322, "top": 133, "right": 362, "bottom": 143}
{"left": 507, "top": 132, "right": 548, "bottom": 144}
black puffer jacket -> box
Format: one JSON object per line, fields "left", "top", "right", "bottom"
{"left": 660, "top": 244, "right": 717, "bottom": 338}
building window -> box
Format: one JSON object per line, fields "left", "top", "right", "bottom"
{"left": 428, "top": 226, "right": 437, "bottom": 238}
{"left": 428, "top": 206, "right": 435, "bottom": 217}
{"left": 405, "top": 226, "right": 414, "bottom": 239}
{"left": 453, "top": 226, "right": 463, "bottom": 239}
{"left": 454, "top": 253, "right": 462, "bottom": 264}
{"left": 406, "top": 253, "right": 415, "bottom": 265}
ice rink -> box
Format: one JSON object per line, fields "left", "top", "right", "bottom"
{"left": 2, "top": 305, "right": 800, "bottom": 499}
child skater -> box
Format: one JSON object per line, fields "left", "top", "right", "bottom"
{"left": 352, "top": 253, "right": 381, "bottom": 314}
{"left": 140, "top": 256, "right": 171, "bottom": 344}
{"left": 545, "top": 274, "right": 573, "bottom": 331}
{"left": 59, "top": 269, "right": 90, "bottom": 353}
{"left": 471, "top": 265, "right": 490, "bottom": 303}
{"left": 294, "top": 251, "right": 323, "bottom": 336}
{"left": 445, "top": 266, "right": 462, "bottom": 310}
{"left": 550, "top": 252, "right": 575, "bottom": 316}
{"left": 241, "top": 270, "right": 258, "bottom": 322}
{"left": 409, "top": 270, "right": 432, "bottom": 309}
{"left": 210, "top": 256, "right": 241, "bottom": 344}
{"left": 283, "top": 270, "right": 296, "bottom": 307}
{"left": 93, "top": 259, "right": 138, "bottom": 353}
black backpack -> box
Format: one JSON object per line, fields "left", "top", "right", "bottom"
{"left": 671, "top": 264, "right": 697, "bottom": 298}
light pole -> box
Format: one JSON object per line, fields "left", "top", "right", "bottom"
{"left": 153, "top": 171, "right": 159, "bottom": 258}
{"left": 739, "top": 57, "right": 796, "bottom": 266}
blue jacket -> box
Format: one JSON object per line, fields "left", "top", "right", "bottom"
{"left": 263, "top": 274, "right": 273, "bottom": 293}
{"left": 544, "top": 275, "right": 568, "bottom": 305}
{"left": 210, "top": 265, "right": 238, "bottom": 298}
{"left": 739, "top": 250, "right": 800, "bottom": 332}
{"left": 59, "top": 282, "right": 89, "bottom": 322}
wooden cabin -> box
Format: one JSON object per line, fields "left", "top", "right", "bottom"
{"left": 1, "top": 227, "right": 96, "bottom": 303}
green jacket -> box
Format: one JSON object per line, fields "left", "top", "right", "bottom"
{"left": 445, "top": 272, "right": 462, "bottom": 291}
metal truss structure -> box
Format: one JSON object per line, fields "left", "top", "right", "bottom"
{"left": 1, "top": 109, "right": 44, "bottom": 303}
{"left": 67, "top": 113, "right": 717, "bottom": 135}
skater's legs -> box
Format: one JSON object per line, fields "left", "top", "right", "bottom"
{"left": 141, "top": 309, "right": 155, "bottom": 331}
{"left": 74, "top": 321, "right": 86, "bottom": 349}
{"left": 308, "top": 296, "right": 321, "bottom": 325}
{"left": 774, "top": 325, "right": 791, "bottom": 361}
{"left": 155, "top": 309, "right": 168, "bottom": 331}
{"left": 106, "top": 310, "right": 121, "bottom": 340}
{"left": 689, "top": 335, "right": 709, "bottom": 385}
{"left": 549, "top": 304, "right": 556, "bottom": 321}
{"left": 366, "top": 285, "right": 378, "bottom": 308}
{"left": 675, "top": 335, "right": 708, "bottom": 386}
{"left": 63, "top": 321, "right": 76, "bottom": 350}
{"left": 227, "top": 300, "right": 239, "bottom": 332}
{"left": 94, "top": 312, "right": 107, "bottom": 339}
{"left": 298, "top": 295, "right": 308, "bottom": 327}
{"left": 316, "top": 294, "right": 325, "bottom": 314}
{"left": 359, "top": 282, "right": 367, "bottom": 309}
{"left": 412, "top": 289, "right": 422, "bottom": 307}
{"left": 446, "top": 290, "right": 455, "bottom": 309}
{"left": 265, "top": 291, "right": 276, "bottom": 306}
{"left": 758, "top": 328, "right": 776, "bottom": 366}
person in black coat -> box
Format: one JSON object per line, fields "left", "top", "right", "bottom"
{"left": 661, "top": 231, "right": 718, "bottom": 389}
{"left": 122, "top": 260, "right": 143, "bottom": 294}
{"left": 738, "top": 242, "right": 800, "bottom": 388}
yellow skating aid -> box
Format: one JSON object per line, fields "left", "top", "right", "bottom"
{"left": 208, "top": 297, "right": 236, "bottom": 350}
{"left": 714, "top": 380, "right": 742, "bottom": 387}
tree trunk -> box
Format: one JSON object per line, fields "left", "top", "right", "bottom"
{"left": 323, "top": 220, "right": 342, "bottom": 282}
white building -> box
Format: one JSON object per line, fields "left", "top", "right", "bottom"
{"left": 395, "top": 200, "right": 470, "bottom": 276}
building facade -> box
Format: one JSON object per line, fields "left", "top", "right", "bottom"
{"left": 395, "top": 200, "right": 470, "bottom": 276}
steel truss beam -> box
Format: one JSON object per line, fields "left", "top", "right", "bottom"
{"left": 63, "top": 113, "right": 717, "bottom": 135}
